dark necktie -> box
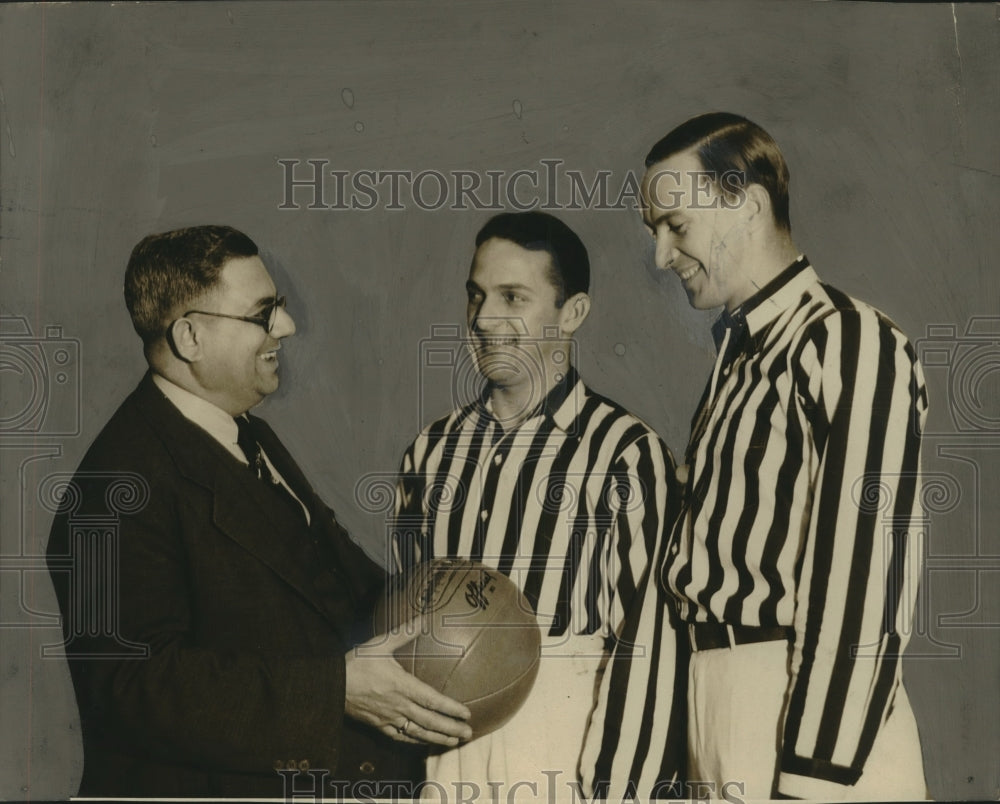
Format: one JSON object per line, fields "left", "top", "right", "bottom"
{"left": 234, "top": 415, "right": 307, "bottom": 521}
{"left": 714, "top": 306, "right": 749, "bottom": 372}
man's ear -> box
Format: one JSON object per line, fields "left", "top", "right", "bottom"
{"left": 166, "top": 318, "right": 203, "bottom": 363}
{"left": 559, "top": 292, "right": 591, "bottom": 336}
{"left": 743, "top": 183, "right": 772, "bottom": 230}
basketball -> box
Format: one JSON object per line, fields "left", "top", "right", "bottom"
{"left": 375, "top": 558, "right": 542, "bottom": 738}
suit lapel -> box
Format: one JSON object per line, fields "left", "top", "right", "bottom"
{"left": 251, "top": 415, "right": 385, "bottom": 606}
{"left": 251, "top": 416, "right": 324, "bottom": 525}
{"left": 131, "top": 374, "right": 340, "bottom": 624}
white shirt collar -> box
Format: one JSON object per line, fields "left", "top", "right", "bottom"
{"left": 150, "top": 373, "right": 311, "bottom": 524}
{"left": 151, "top": 373, "right": 246, "bottom": 464}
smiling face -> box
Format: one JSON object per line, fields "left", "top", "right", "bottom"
{"left": 189, "top": 255, "right": 296, "bottom": 414}
{"left": 465, "top": 237, "right": 573, "bottom": 391}
{"left": 641, "top": 147, "right": 753, "bottom": 311}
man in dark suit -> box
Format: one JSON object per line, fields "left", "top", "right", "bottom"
{"left": 46, "top": 225, "right": 471, "bottom": 799}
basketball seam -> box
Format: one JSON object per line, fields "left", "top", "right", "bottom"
{"left": 457, "top": 654, "right": 541, "bottom": 705}
{"left": 435, "top": 576, "right": 537, "bottom": 694}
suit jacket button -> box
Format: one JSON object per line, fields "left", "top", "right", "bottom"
{"left": 299, "top": 760, "right": 310, "bottom": 771}
{"left": 359, "top": 760, "right": 376, "bottom": 775}
{"left": 274, "top": 760, "right": 284, "bottom": 770}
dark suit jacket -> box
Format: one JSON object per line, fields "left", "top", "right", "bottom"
{"left": 46, "top": 373, "right": 421, "bottom": 798}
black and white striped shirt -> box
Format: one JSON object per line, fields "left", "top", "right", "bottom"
{"left": 664, "top": 257, "right": 928, "bottom": 795}
{"left": 393, "top": 366, "right": 685, "bottom": 797}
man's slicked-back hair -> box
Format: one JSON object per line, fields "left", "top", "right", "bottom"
{"left": 124, "top": 225, "right": 259, "bottom": 345}
{"left": 645, "top": 112, "right": 791, "bottom": 232}
{"left": 473, "top": 211, "right": 590, "bottom": 306}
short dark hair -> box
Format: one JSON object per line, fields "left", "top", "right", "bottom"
{"left": 645, "top": 112, "right": 791, "bottom": 232}
{"left": 124, "top": 225, "right": 259, "bottom": 345}
{"left": 473, "top": 211, "right": 590, "bottom": 306}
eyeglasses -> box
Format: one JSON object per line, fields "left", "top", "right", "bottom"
{"left": 181, "top": 296, "right": 287, "bottom": 334}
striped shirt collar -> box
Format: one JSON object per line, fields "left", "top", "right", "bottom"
{"left": 457, "top": 364, "right": 583, "bottom": 433}
{"left": 711, "top": 255, "right": 815, "bottom": 349}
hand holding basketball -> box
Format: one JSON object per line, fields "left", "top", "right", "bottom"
{"left": 345, "top": 619, "right": 473, "bottom": 746}
{"left": 375, "top": 558, "right": 542, "bottom": 739}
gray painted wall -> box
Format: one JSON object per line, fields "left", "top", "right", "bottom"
{"left": 0, "top": 2, "right": 997, "bottom": 799}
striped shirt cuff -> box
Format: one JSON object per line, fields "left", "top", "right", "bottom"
{"left": 777, "top": 770, "right": 853, "bottom": 800}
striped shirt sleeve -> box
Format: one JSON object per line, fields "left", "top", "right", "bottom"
{"left": 390, "top": 438, "right": 425, "bottom": 573}
{"left": 580, "top": 432, "right": 687, "bottom": 799}
{"left": 777, "top": 306, "right": 928, "bottom": 798}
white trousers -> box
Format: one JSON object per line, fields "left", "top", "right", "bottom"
{"left": 687, "top": 639, "right": 927, "bottom": 801}
{"left": 420, "top": 633, "right": 605, "bottom": 803}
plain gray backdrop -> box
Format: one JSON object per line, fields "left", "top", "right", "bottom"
{"left": 1, "top": 2, "right": 997, "bottom": 799}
